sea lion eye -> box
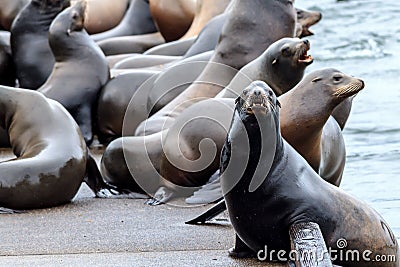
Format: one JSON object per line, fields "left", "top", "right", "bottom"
{"left": 333, "top": 75, "right": 343, "bottom": 82}
{"left": 312, "top": 77, "right": 322, "bottom": 83}
{"left": 242, "top": 89, "right": 249, "bottom": 95}
{"left": 281, "top": 46, "right": 291, "bottom": 57}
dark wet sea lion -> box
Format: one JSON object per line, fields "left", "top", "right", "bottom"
{"left": 135, "top": 0, "right": 297, "bottom": 136}
{"left": 0, "top": 0, "right": 29, "bottom": 30}
{"left": 149, "top": 0, "right": 196, "bottom": 42}
{"left": 38, "top": 1, "right": 109, "bottom": 145}
{"left": 91, "top": 0, "right": 157, "bottom": 42}
{"left": 10, "top": 0, "right": 70, "bottom": 89}
{"left": 83, "top": 0, "right": 129, "bottom": 34}
{"left": 221, "top": 81, "right": 398, "bottom": 266}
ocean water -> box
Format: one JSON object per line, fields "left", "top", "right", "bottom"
{"left": 297, "top": 0, "right": 400, "bottom": 239}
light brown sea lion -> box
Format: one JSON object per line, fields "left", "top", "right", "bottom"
{"left": 82, "top": 0, "right": 129, "bottom": 34}
{"left": 149, "top": 0, "right": 196, "bottom": 42}
{"left": 135, "top": 0, "right": 297, "bottom": 136}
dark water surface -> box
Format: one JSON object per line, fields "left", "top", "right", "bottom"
{"left": 297, "top": 0, "right": 400, "bottom": 238}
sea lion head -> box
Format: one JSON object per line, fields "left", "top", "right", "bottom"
{"left": 236, "top": 81, "right": 281, "bottom": 122}
{"left": 267, "top": 38, "right": 313, "bottom": 95}
{"left": 307, "top": 68, "right": 365, "bottom": 100}
{"left": 295, "top": 8, "right": 322, "bottom": 38}
{"left": 49, "top": 0, "right": 86, "bottom": 36}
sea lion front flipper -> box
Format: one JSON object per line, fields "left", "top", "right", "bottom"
{"left": 145, "top": 186, "right": 174, "bottom": 206}
{"left": 185, "top": 171, "right": 223, "bottom": 205}
{"left": 289, "top": 222, "right": 332, "bottom": 267}
{"left": 185, "top": 198, "right": 225, "bottom": 225}
{"left": 228, "top": 235, "right": 256, "bottom": 258}
{"left": 84, "top": 152, "right": 148, "bottom": 199}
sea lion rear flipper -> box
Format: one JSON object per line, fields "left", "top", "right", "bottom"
{"left": 185, "top": 198, "right": 226, "bottom": 225}
{"left": 289, "top": 222, "right": 333, "bottom": 266}
{"left": 84, "top": 151, "right": 148, "bottom": 199}
{"left": 146, "top": 186, "right": 175, "bottom": 206}
{"left": 228, "top": 235, "right": 256, "bottom": 258}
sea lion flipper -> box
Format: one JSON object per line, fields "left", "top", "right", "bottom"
{"left": 146, "top": 186, "right": 174, "bottom": 206}
{"left": 185, "top": 172, "right": 223, "bottom": 205}
{"left": 289, "top": 222, "right": 332, "bottom": 266}
{"left": 228, "top": 235, "right": 256, "bottom": 259}
{"left": 84, "top": 152, "right": 148, "bottom": 199}
{"left": 185, "top": 198, "right": 225, "bottom": 225}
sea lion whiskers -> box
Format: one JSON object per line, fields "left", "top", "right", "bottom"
{"left": 333, "top": 79, "right": 364, "bottom": 97}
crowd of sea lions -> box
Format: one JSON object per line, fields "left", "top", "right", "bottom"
{"left": 0, "top": 0, "right": 398, "bottom": 266}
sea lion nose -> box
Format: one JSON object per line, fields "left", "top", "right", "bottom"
{"left": 303, "top": 39, "right": 309, "bottom": 45}
{"left": 253, "top": 89, "right": 262, "bottom": 96}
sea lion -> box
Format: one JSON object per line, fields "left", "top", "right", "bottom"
{"left": 83, "top": 0, "right": 129, "bottom": 34}
{"left": 91, "top": 0, "right": 157, "bottom": 42}
{"left": 0, "top": 85, "right": 110, "bottom": 212}
{"left": 135, "top": 0, "right": 297, "bottom": 136}
{"left": 38, "top": 1, "right": 109, "bottom": 145}
{"left": 220, "top": 81, "right": 399, "bottom": 266}
{"left": 279, "top": 68, "right": 365, "bottom": 185}
{"left": 149, "top": 0, "right": 196, "bottom": 42}
{"left": 0, "top": 0, "right": 29, "bottom": 30}
{"left": 10, "top": 0, "right": 70, "bottom": 89}
{"left": 295, "top": 8, "right": 322, "bottom": 38}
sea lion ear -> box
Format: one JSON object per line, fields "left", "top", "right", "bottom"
{"left": 276, "top": 100, "right": 281, "bottom": 108}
